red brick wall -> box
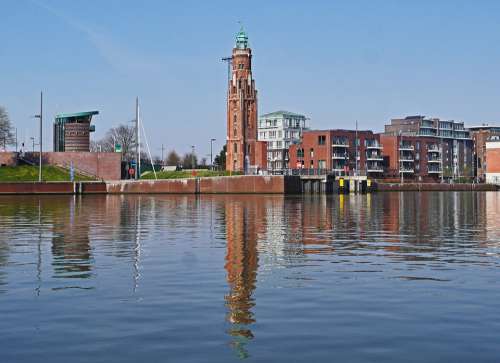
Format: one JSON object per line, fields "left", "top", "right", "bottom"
{"left": 486, "top": 144, "right": 500, "bottom": 173}
{"left": 45, "top": 152, "right": 121, "bottom": 180}
{"left": 0, "top": 152, "right": 16, "bottom": 166}
{"left": 0, "top": 152, "right": 121, "bottom": 180}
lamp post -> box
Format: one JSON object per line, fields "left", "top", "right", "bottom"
{"left": 32, "top": 92, "right": 43, "bottom": 182}
{"left": 210, "top": 138, "right": 216, "bottom": 170}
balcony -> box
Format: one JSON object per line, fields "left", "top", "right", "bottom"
{"left": 428, "top": 168, "right": 442, "bottom": 174}
{"left": 427, "top": 146, "right": 440, "bottom": 153}
{"left": 399, "top": 144, "right": 414, "bottom": 151}
{"left": 332, "top": 140, "right": 349, "bottom": 147}
{"left": 427, "top": 158, "right": 441, "bottom": 163}
{"left": 399, "top": 168, "right": 415, "bottom": 173}
{"left": 367, "top": 167, "right": 384, "bottom": 173}
{"left": 366, "top": 154, "right": 383, "bottom": 161}
{"left": 399, "top": 157, "right": 414, "bottom": 162}
{"left": 366, "top": 142, "right": 383, "bottom": 149}
{"left": 332, "top": 153, "right": 348, "bottom": 159}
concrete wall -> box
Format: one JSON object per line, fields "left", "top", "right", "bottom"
{"left": 0, "top": 152, "right": 121, "bottom": 180}
{"left": 377, "top": 183, "right": 497, "bottom": 192}
{"left": 106, "top": 179, "right": 197, "bottom": 194}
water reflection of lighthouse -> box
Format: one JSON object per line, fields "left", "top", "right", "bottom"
{"left": 224, "top": 198, "right": 260, "bottom": 358}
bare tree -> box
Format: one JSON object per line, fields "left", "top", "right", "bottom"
{"left": 95, "top": 123, "right": 137, "bottom": 161}
{"left": 0, "top": 106, "right": 15, "bottom": 150}
{"left": 166, "top": 150, "right": 181, "bottom": 166}
{"left": 182, "top": 152, "right": 198, "bottom": 169}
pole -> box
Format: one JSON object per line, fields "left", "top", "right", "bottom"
{"left": 210, "top": 138, "right": 216, "bottom": 169}
{"left": 39, "top": 91, "right": 43, "bottom": 182}
{"left": 191, "top": 145, "right": 195, "bottom": 169}
{"left": 15, "top": 128, "right": 18, "bottom": 152}
{"left": 355, "top": 120, "right": 359, "bottom": 176}
{"left": 161, "top": 144, "right": 164, "bottom": 166}
{"left": 135, "top": 97, "right": 139, "bottom": 180}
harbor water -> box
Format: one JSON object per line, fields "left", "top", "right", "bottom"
{"left": 1, "top": 192, "right": 500, "bottom": 362}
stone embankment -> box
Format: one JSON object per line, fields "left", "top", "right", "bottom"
{"left": 0, "top": 177, "right": 497, "bottom": 195}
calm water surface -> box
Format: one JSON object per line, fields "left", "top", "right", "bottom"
{"left": 1, "top": 192, "right": 500, "bottom": 362}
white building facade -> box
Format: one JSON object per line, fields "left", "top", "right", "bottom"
{"left": 258, "top": 111, "right": 308, "bottom": 172}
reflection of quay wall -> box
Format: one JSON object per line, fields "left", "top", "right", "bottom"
{"left": 378, "top": 183, "right": 497, "bottom": 191}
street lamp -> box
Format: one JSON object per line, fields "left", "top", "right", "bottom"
{"left": 210, "top": 138, "right": 216, "bottom": 170}
{"left": 32, "top": 92, "right": 43, "bottom": 182}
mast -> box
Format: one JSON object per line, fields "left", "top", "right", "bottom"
{"left": 135, "top": 97, "right": 140, "bottom": 180}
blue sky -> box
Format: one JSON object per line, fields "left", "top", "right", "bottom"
{"left": 1, "top": 0, "right": 500, "bottom": 157}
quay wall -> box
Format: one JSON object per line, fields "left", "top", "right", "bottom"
{"left": 0, "top": 181, "right": 107, "bottom": 194}
{"left": 377, "top": 183, "right": 498, "bottom": 192}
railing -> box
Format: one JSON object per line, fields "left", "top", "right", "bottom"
{"left": 332, "top": 153, "right": 348, "bottom": 159}
{"left": 332, "top": 140, "right": 349, "bottom": 147}
{"left": 399, "top": 144, "right": 414, "bottom": 151}
{"left": 366, "top": 142, "right": 383, "bottom": 149}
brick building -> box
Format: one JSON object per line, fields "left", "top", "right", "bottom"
{"left": 485, "top": 137, "right": 500, "bottom": 185}
{"left": 288, "top": 129, "right": 383, "bottom": 176}
{"left": 468, "top": 125, "right": 500, "bottom": 182}
{"left": 54, "top": 111, "right": 98, "bottom": 152}
{"left": 381, "top": 116, "right": 473, "bottom": 181}
{"left": 225, "top": 28, "right": 267, "bottom": 173}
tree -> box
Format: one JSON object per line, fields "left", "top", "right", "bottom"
{"left": 214, "top": 145, "right": 227, "bottom": 170}
{"left": 166, "top": 150, "right": 181, "bottom": 166}
{"left": 182, "top": 152, "right": 198, "bottom": 169}
{"left": 0, "top": 106, "right": 15, "bottom": 150}
{"left": 95, "top": 123, "right": 137, "bottom": 161}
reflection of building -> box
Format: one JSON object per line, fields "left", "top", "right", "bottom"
{"left": 54, "top": 111, "right": 98, "bottom": 152}
{"left": 224, "top": 197, "right": 262, "bottom": 357}
{"left": 50, "top": 197, "right": 93, "bottom": 279}
{"left": 258, "top": 111, "right": 308, "bottom": 171}
{"left": 225, "top": 28, "right": 267, "bottom": 173}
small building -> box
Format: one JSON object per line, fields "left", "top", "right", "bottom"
{"left": 485, "top": 137, "right": 500, "bottom": 185}
{"left": 289, "top": 129, "right": 383, "bottom": 177}
{"left": 258, "top": 111, "right": 308, "bottom": 172}
{"left": 53, "top": 111, "right": 98, "bottom": 152}
{"left": 468, "top": 125, "right": 500, "bottom": 182}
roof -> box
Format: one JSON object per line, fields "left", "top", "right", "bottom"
{"left": 468, "top": 125, "right": 500, "bottom": 131}
{"left": 259, "top": 110, "right": 306, "bottom": 118}
{"left": 55, "top": 111, "right": 99, "bottom": 119}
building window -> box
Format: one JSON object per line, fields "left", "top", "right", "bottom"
{"left": 318, "top": 135, "right": 326, "bottom": 145}
{"left": 310, "top": 160, "right": 314, "bottom": 168}
{"left": 297, "top": 148, "right": 304, "bottom": 158}
{"left": 233, "top": 143, "right": 238, "bottom": 153}
{"left": 310, "top": 148, "right": 314, "bottom": 158}
{"left": 238, "top": 63, "right": 244, "bottom": 69}
{"left": 318, "top": 160, "right": 326, "bottom": 169}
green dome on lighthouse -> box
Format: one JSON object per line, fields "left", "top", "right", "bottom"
{"left": 235, "top": 26, "right": 248, "bottom": 49}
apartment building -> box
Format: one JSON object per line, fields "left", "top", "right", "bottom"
{"left": 288, "top": 129, "right": 383, "bottom": 176}
{"left": 258, "top": 111, "right": 308, "bottom": 171}
{"left": 381, "top": 116, "right": 473, "bottom": 181}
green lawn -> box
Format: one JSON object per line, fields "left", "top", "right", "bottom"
{"left": 0, "top": 165, "right": 93, "bottom": 182}
{"left": 141, "top": 169, "right": 241, "bottom": 180}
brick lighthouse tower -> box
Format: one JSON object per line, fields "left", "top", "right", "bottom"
{"left": 226, "top": 27, "right": 267, "bottom": 173}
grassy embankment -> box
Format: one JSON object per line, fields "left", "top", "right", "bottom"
{"left": 0, "top": 165, "right": 93, "bottom": 182}
{"left": 141, "top": 170, "right": 241, "bottom": 179}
